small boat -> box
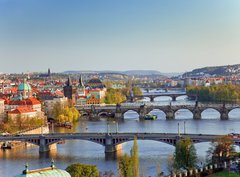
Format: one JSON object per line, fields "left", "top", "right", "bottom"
{"left": 1, "top": 142, "right": 13, "bottom": 149}
{"left": 144, "top": 114, "right": 157, "bottom": 120}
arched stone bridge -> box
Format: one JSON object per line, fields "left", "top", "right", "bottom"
{"left": 1, "top": 133, "right": 240, "bottom": 153}
{"left": 76, "top": 103, "right": 240, "bottom": 120}
{"left": 126, "top": 92, "right": 189, "bottom": 102}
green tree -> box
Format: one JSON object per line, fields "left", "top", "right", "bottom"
{"left": 174, "top": 137, "right": 197, "bottom": 170}
{"left": 118, "top": 154, "right": 133, "bottom": 177}
{"left": 66, "top": 163, "right": 99, "bottom": 177}
{"left": 131, "top": 136, "right": 139, "bottom": 177}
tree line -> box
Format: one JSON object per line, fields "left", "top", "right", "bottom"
{"left": 186, "top": 84, "right": 240, "bottom": 103}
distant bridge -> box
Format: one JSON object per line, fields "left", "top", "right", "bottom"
{"left": 1, "top": 133, "right": 240, "bottom": 153}
{"left": 127, "top": 92, "right": 189, "bottom": 102}
{"left": 76, "top": 102, "right": 240, "bottom": 120}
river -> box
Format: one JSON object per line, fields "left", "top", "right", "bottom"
{"left": 1, "top": 94, "right": 240, "bottom": 177}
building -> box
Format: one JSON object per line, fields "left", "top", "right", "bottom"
{"left": 5, "top": 97, "right": 42, "bottom": 113}
{"left": 17, "top": 79, "right": 32, "bottom": 99}
{"left": 0, "top": 99, "right": 4, "bottom": 122}
{"left": 86, "top": 77, "right": 106, "bottom": 89}
{"left": 77, "top": 75, "right": 85, "bottom": 96}
{"left": 8, "top": 107, "right": 38, "bottom": 121}
{"left": 14, "top": 162, "right": 71, "bottom": 177}
{"left": 86, "top": 90, "right": 101, "bottom": 104}
{"left": 63, "top": 76, "right": 76, "bottom": 105}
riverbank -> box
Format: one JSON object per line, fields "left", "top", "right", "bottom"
{"left": 207, "top": 171, "right": 240, "bottom": 177}
{"left": 1, "top": 126, "right": 49, "bottom": 149}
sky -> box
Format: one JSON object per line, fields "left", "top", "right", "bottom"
{"left": 0, "top": 0, "right": 240, "bottom": 73}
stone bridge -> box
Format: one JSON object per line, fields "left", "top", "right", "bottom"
{"left": 76, "top": 102, "right": 240, "bottom": 120}
{"left": 1, "top": 133, "right": 240, "bottom": 153}
{"left": 127, "top": 92, "right": 189, "bottom": 102}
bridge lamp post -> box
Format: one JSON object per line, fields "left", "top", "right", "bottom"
{"left": 184, "top": 121, "right": 186, "bottom": 134}
{"left": 107, "top": 123, "right": 110, "bottom": 135}
{"left": 178, "top": 123, "right": 180, "bottom": 136}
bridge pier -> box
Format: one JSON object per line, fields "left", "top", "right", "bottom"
{"left": 172, "top": 96, "right": 176, "bottom": 101}
{"left": 114, "top": 112, "right": 123, "bottom": 120}
{"left": 115, "top": 104, "right": 123, "bottom": 120}
{"left": 166, "top": 110, "right": 175, "bottom": 120}
{"left": 193, "top": 108, "right": 202, "bottom": 120}
{"left": 105, "top": 135, "right": 116, "bottom": 153}
{"left": 39, "top": 136, "right": 50, "bottom": 153}
{"left": 150, "top": 96, "right": 154, "bottom": 102}
{"left": 220, "top": 105, "right": 229, "bottom": 120}
{"left": 39, "top": 136, "right": 57, "bottom": 153}
{"left": 139, "top": 104, "right": 147, "bottom": 119}
{"left": 220, "top": 111, "right": 229, "bottom": 120}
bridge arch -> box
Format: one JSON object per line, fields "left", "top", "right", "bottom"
{"left": 153, "top": 96, "right": 172, "bottom": 102}
{"left": 175, "top": 95, "right": 188, "bottom": 101}
{"left": 228, "top": 107, "right": 240, "bottom": 119}
{"left": 201, "top": 108, "right": 220, "bottom": 119}
{"left": 174, "top": 109, "right": 193, "bottom": 119}
{"left": 98, "top": 111, "right": 113, "bottom": 117}
{"left": 148, "top": 109, "right": 166, "bottom": 119}
{"left": 114, "top": 138, "right": 177, "bottom": 147}
{"left": 123, "top": 110, "right": 139, "bottom": 119}
{"left": 45, "top": 138, "right": 106, "bottom": 147}
{"left": 80, "top": 110, "right": 89, "bottom": 116}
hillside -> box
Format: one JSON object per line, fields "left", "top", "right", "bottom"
{"left": 183, "top": 64, "right": 240, "bottom": 77}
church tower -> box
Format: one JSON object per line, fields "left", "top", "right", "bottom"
{"left": 63, "top": 76, "right": 76, "bottom": 105}
{"left": 48, "top": 68, "right": 51, "bottom": 77}
{"left": 77, "top": 75, "right": 85, "bottom": 96}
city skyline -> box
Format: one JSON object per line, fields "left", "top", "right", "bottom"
{"left": 1, "top": 0, "right": 240, "bottom": 73}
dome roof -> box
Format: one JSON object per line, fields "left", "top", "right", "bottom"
{"left": 18, "top": 79, "right": 31, "bottom": 91}
{"left": 88, "top": 78, "right": 102, "bottom": 84}
{"left": 14, "top": 168, "right": 71, "bottom": 177}
{"left": 18, "top": 83, "right": 31, "bottom": 91}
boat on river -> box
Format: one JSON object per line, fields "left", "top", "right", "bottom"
{"left": 144, "top": 114, "right": 157, "bottom": 120}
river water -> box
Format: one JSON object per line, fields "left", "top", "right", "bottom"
{"left": 1, "top": 94, "right": 240, "bottom": 177}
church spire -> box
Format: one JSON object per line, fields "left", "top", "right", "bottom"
{"left": 67, "top": 75, "right": 72, "bottom": 86}
{"left": 79, "top": 75, "right": 84, "bottom": 87}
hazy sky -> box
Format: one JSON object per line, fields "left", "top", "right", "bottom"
{"left": 1, "top": 0, "right": 240, "bottom": 73}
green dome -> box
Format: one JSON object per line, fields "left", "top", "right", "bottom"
{"left": 18, "top": 83, "right": 31, "bottom": 91}
{"left": 14, "top": 168, "right": 71, "bottom": 177}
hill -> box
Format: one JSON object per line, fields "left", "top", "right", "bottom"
{"left": 183, "top": 64, "right": 240, "bottom": 77}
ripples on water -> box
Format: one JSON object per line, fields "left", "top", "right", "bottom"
{"left": 1, "top": 98, "right": 240, "bottom": 176}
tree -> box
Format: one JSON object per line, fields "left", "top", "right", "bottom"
{"left": 174, "top": 137, "right": 197, "bottom": 170}
{"left": 131, "top": 136, "right": 139, "bottom": 177}
{"left": 66, "top": 163, "right": 99, "bottom": 177}
{"left": 132, "top": 87, "right": 142, "bottom": 96}
{"left": 207, "top": 135, "right": 236, "bottom": 164}
{"left": 118, "top": 154, "right": 133, "bottom": 177}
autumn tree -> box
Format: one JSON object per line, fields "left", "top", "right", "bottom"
{"left": 207, "top": 135, "right": 236, "bottom": 164}
{"left": 174, "top": 137, "right": 197, "bottom": 170}
{"left": 131, "top": 136, "right": 139, "bottom": 177}
{"left": 66, "top": 163, "right": 99, "bottom": 177}
{"left": 52, "top": 102, "right": 80, "bottom": 123}
{"left": 118, "top": 154, "right": 133, "bottom": 177}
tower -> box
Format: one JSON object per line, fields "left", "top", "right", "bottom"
{"left": 63, "top": 76, "right": 76, "bottom": 105}
{"left": 48, "top": 68, "right": 51, "bottom": 77}
{"left": 77, "top": 75, "right": 85, "bottom": 96}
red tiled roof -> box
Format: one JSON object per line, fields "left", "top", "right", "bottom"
{"left": 9, "top": 97, "right": 41, "bottom": 105}
{"left": 9, "top": 107, "right": 36, "bottom": 114}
